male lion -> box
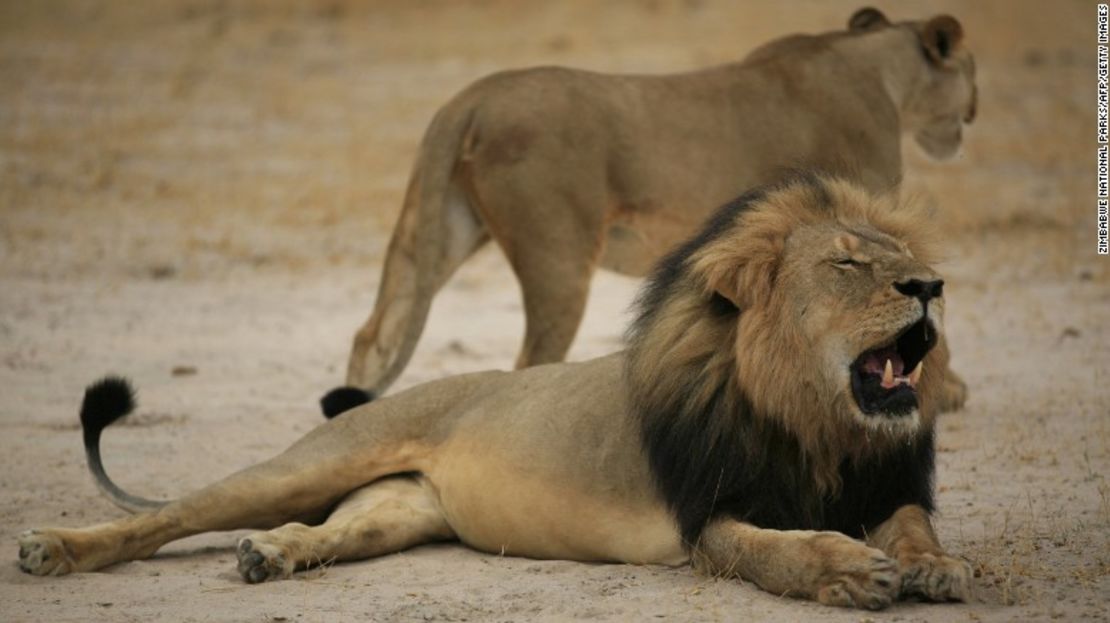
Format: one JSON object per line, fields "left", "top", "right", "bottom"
{"left": 329, "top": 7, "right": 977, "bottom": 413}
{"left": 19, "top": 174, "right": 971, "bottom": 610}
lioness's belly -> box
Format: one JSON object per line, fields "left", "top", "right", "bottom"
{"left": 424, "top": 439, "right": 686, "bottom": 566}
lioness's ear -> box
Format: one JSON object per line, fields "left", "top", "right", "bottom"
{"left": 848, "top": 7, "right": 889, "bottom": 31}
{"left": 921, "top": 15, "right": 963, "bottom": 64}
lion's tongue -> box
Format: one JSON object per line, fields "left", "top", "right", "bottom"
{"left": 862, "top": 347, "right": 904, "bottom": 377}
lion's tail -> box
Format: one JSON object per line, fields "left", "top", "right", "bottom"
{"left": 80, "top": 376, "right": 168, "bottom": 513}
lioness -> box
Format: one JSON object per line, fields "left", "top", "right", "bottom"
{"left": 332, "top": 7, "right": 977, "bottom": 412}
{"left": 20, "top": 174, "right": 970, "bottom": 610}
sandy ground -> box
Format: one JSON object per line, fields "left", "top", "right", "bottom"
{"left": 1, "top": 1, "right": 1107, "bottom": 621}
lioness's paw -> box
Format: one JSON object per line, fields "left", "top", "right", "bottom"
{"left": 236, "top": 537, "right": 293, "bottom": 583}
{"left": 938, "top": 369, "right": 968, "bottom": 413}
{"left": 807, "top": 533, "right": 898, "bottom": 610}
{"left": 17, "top": 530, "right": 72, "bottom": 576}
{"left": 899, "top": 551, "right": 972, "bottom": 602}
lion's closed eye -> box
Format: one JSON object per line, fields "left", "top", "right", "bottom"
{"left": 833, "top": 258, "right": 866, "bottom": 269}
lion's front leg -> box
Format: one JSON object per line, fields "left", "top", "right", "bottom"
{"left": 867, "top": 504, "right": 972, "bottom": 602}
{"left": 694, "top": 519, "right": 899, "bottom": 610}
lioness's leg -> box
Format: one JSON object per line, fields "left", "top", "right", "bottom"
{"left": 235, "top": 475, "right": 454, "bottom": 582}
{"left": 694, "top": 519, "right": 899, "bottom": 610}
{"left": 938, "top": 367, "right": 968, "bottom": 413}
{"left": 512, "top": 252, "right": 596, "bottom": 368}
{"left": 464, "top": 153, "right": 608, "bottom": 369}
{"left": 347, "top": 180, "right": 489, "bottom": 396}
{"left": 932, "top": 335, "right": 968, "bottom": 413}
{"left": 867, "top": 505, "right": 972, "bottom": 601}
{"left": 480, "top": 198, "right": 600, "bottom": 369}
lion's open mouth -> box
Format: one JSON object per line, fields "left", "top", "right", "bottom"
{"left": 850, "top": 317, "right": 937, "bottom": 417}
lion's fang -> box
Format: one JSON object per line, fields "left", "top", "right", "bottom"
{"left": 909, "top": 361, "right": 923, "bottom": 386}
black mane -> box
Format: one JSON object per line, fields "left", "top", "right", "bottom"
{"left": 626, "top": 177, "right": 935, "bottom": 548}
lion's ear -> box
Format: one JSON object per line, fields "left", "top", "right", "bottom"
{"left": 696, "top": 238, "right": 782, "bottom": 311}
{"left": 921, "top": 15, "right": 963, "bottom": 64}
{"left": 701, "top": 263, "right": 744, "bottom": 310}
{"left": 848, "top": 7, "right": 889, "bottom": 31}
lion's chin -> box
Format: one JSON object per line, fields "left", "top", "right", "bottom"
{"left": 849, "top": 317, "right": 937, "bottom": 420}
{"left": 847, "top": 400, "right": 922, "bottom": 435}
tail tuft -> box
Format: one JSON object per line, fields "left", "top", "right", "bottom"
{"left": 320, "top": 386, "right": 375, "bottom": 419}
{"left": 78, "top": 375, "right": 166, "bottom": 513}
{"left": 80, "top": 376, "right": 135, "bottom": 441}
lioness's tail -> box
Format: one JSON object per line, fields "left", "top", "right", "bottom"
{"left": 327, "top": 94, "right": 490, "bottom": 418}
{"left": 80, "top": 376, "right": 167, "bottom": 513}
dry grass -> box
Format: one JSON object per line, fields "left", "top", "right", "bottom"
{"left": 0, "top": 0, "right": 1095, "bottom": 280}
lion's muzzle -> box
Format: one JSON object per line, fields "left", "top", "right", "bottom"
{"left": 850, "top": 316, "right": 938, "bottom": 417}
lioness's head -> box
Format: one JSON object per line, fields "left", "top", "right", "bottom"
{"left": 848, "top": 7, "right": 977, "bottom": 159}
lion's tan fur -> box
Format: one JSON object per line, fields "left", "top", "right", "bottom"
{"left": 626, "top": 177, "right": 950, "bottom": 498}
{"left": 21, "top": 175, "right": 970, "bottom": 609}
{"left": 342, "top": 9, "right": 977, "bottom": 399}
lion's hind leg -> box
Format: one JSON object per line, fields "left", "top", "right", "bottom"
{"left": 236, "top": 475, "right": 453, "bottom": 583}
{"left": 19, "top": 408, "right": 433, "bottom": 576}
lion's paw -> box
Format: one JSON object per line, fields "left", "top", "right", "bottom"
{"left": 807, "top": 533, "right": 899, "bottom": 611}
{"left": 17, "top": 530, "right": 72, "bottom": 576}
{"left": 236, "top": 537, "right": 293, "bottom": 584}
{"left": 899, "top": 551, "right": 972, "bottom": 602}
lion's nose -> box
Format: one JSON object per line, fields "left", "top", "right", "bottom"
{"left": 894, "top": 278, "right": 944, "bottom": 303}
